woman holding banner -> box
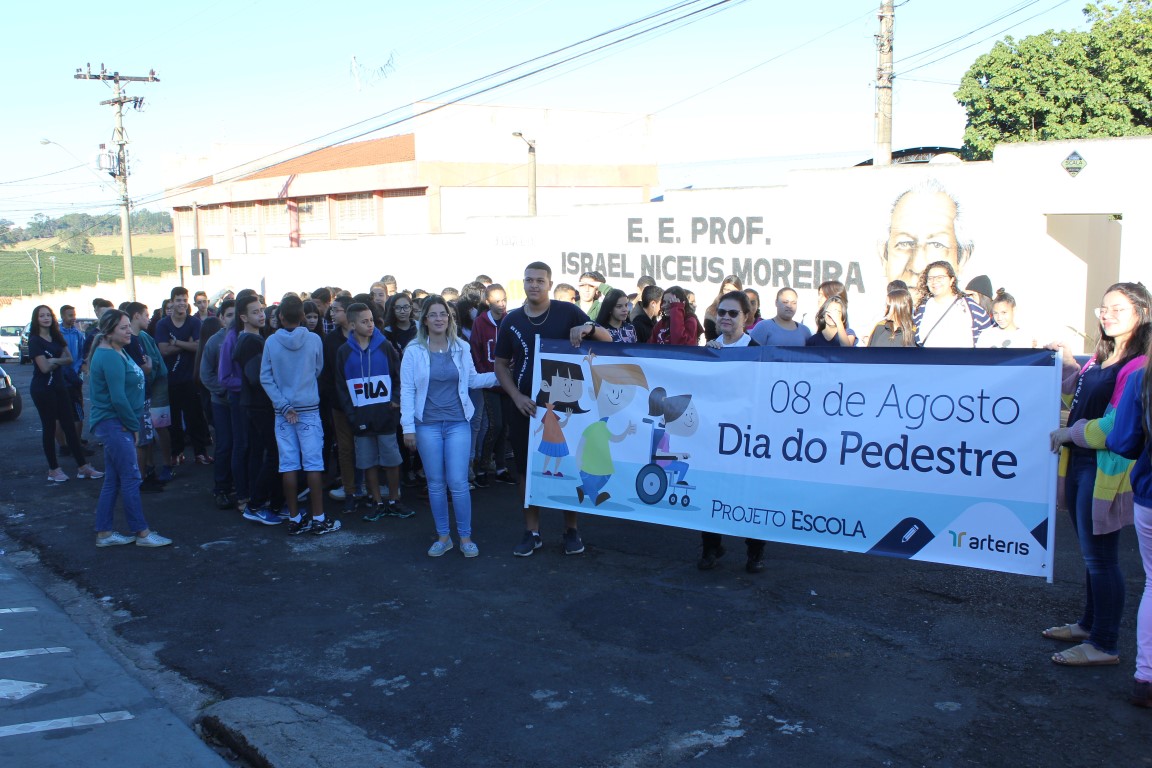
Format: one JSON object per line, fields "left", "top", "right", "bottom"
{"left": 1107, "top": 335, "right": 1152, "bottom": 706}
{"left": 1047, "top": 282, "right": 1151, "bottom": 667}
{"left": 699, "top": 291, "right": 766, "bottom": 572}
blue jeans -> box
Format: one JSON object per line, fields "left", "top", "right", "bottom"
{"left": 416, "top": 420, "right": 473, "bottom": 538}
{"left": 228, "top": 391, "right": 249, "bottom": 499}
{"left": 94, "top": 419, "right": 149, "bottom": 534}
{"left": 211, "top": 400, "right": 233, "bottom": 493}
{"left": 1067, "top": 451, "right": 1124, "bottom": 654}
{"left": 469, "top": 389, "right": 486, "bottom": 464}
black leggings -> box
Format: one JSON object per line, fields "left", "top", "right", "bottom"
{"left": 31, "top": 385, "right": 85, "bottom": 471}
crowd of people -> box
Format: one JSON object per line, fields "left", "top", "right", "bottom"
{"left": 22, "top": 263, "right": 1152, "bottom": 709}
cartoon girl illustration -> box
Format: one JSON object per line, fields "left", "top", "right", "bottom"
{"left": 648, "top": 387, "right": 699, "bottom": 485}
{"left": 533, "top": 359, "right": 588, "bottom": 476}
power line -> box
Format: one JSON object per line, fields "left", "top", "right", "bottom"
{"left": 132, "top": 0, "right": 743, "bottom": 208}
{"left": 896, "top": 0, "right": 1074, "bottom": 77}
{"left": 895, "top": 1, "right": 1042, "bottom": 66}
{"left": 0, "top": 165, "right": 85, "bottom": 186}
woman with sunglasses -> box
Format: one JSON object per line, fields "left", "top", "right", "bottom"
{"left": 912, "top": 261, "right": 992, "bottom": 347}
{"left": 705, "top": 290, "right": 759, "bottom": 350}
{"left": 1047, "top": 282, "right": 1151, "bottom": 667}
{"left": 700, "top": 291, "right": 766, "bottom": 572}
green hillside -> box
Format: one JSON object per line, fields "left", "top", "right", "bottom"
{"left": 0, "top": 234, "right": 176, "bottom": 297}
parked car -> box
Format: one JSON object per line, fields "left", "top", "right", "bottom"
{"left": 19, "top": 322, "right": 31, "bottom": 364}
{"left": 0, "top": 365, "right": 21, "bottom": 421}
{"left": 0, "top": 325, "right": 21, "bottom": 362}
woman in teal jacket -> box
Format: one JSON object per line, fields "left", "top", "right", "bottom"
{"left": 88, "top": 310, "right": 171, "bottom": 548}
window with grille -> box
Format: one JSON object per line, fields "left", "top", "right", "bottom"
{"left": 333, "top": 192, "right": 375, "bottom": 234}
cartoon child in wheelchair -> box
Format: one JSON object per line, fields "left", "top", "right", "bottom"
{"left": 635, "top": 387, "right": 700, "bottom": 507}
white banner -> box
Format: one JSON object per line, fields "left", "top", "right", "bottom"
{"left": 526, "top": 341, "right": 1062, "bottom": 579}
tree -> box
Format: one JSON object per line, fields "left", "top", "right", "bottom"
{"left": 955, "top": 1, "right": 1152, "bottom": 159}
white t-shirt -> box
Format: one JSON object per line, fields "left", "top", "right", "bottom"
{"left": 718, "top": 333, "right": 753, "bottom": 348}
{"left": 978, "top": 326, "right": 1035, "bottom": 349}
{"left": 918, "top": 298, "right": 977, "bottom": 348}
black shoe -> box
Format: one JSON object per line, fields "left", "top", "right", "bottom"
{"left": 311, "top": 517, "right": 342, "bottom": 536}
{"left": 697, "top": 544, "right": 725, "bottom": 571}
{"left": 362, "top": 501, "right": 387, "bottom": 522}
{"left": 140, "top": 475, "right": 165, "bottom": 494}
{"left": 513, "top": 530, "right": 542, "bottom": 557}
{"left": 213, "top": 491, "right": 232, "bottom": 510}
{"left": 287, "top": 515, "right": 314, "bottom": 536}
{"left": 343, "top": 497, "right": 361, "bottom": 515}
{"left": 745, "top": 554, "right": 766, "bottom": 574}
{"left": 563, "top": 528, "right": 585, "bottom": 555}
{"left": 385, "top": 499, "right": 416, "bottom": 519}
{"left": 473, "top": 472, "right": 490, "bottom": 488}
{"left": 1132, "top": 680, "right": 1152, "bottom": 708}
{"left": 494, "top": 469, "right": 516, "bottom": 485}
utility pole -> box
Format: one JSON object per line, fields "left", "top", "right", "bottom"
{"left": 74, "top": 63, "right": 160, "bottom": 300}
{"left": 23, "top": 249, "right": 42, "bottom": 294}
{"left": 874, "top": 1, "right": 894, "bottom": 167}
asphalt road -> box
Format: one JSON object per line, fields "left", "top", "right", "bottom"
{"left": 0, "top": 360, "right": 1148, "bottom": 768}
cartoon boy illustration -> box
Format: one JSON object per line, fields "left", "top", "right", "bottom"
{"left": 575, "top": 362, "right": 648, "bottom": 506}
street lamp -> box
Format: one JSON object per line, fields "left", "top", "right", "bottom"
{"left": 512, "top": 132, "right": 537, "bottom": 216}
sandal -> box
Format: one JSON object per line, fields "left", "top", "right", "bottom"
{"left": 1042, "top": 623, "right": 1090, "bottom": 643}
{"left": 1052, "top": 643, "right": 1119, "bottom": 667}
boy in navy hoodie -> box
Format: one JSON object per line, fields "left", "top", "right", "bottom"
{"left": 261, "top": 296, "right": 334, "bottom": 535}
{"left": 335, "top": 303, "right": 412, "bottom": 519}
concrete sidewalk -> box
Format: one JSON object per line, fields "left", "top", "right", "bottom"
{"left": 0, "top": 548, "right": 227, "bottom": 768}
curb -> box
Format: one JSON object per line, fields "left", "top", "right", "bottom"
{"left": 199, "top": 697, "right": 422, "bottom": 768}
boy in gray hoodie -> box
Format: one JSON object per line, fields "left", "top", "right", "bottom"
{"left": 260, "top": 296, "right": 336, "bottom": 535}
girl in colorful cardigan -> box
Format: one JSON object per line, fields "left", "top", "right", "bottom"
{"left": 1107, "top": 322, "right": 1152, "bottom": 706}
{"left": 1046, "top": 282, "right": 1152, "bottom": 667}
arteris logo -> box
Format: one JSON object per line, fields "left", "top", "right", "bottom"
{"left": 948, "top": 530, "right": 1029, "bottom": 556}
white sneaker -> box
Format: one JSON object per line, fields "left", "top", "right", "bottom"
{"left": 96, "top": 532, "right": 133, "bottom": 547}
{"left": 328, "top": 487, "right": 347, "bottom": 500}
{"left": 135, "top": 532, "right": 172, "bottom": 547}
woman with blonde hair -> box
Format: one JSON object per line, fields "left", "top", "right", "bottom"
{"left": 400, "top": 295, "right": 495, "bottom": 557}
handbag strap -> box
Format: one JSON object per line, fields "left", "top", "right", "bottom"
{"left": 919, "top": 296, "right": 962, "bottom": 346}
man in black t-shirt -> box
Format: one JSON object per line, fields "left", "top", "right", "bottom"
{"left": 494, "top": 261, "right": 598, "bottom": 558}
{"left": 157, "top": 286, "right": 211, "bottom": 465}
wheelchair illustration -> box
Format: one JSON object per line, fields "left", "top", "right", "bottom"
{"left": 635, "top": 417, "right": 695, "bottom": 507}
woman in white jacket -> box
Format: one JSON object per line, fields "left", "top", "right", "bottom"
{"left": 401, "top": 295, "right": 496, "bottom": 557}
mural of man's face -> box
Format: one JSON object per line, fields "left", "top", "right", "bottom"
{"left": 884, "top": 191, "right": 964, "bottom": 287}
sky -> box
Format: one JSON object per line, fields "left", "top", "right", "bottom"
{"left": 0, "top": 0, "right": 1091, "bottom": 228}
